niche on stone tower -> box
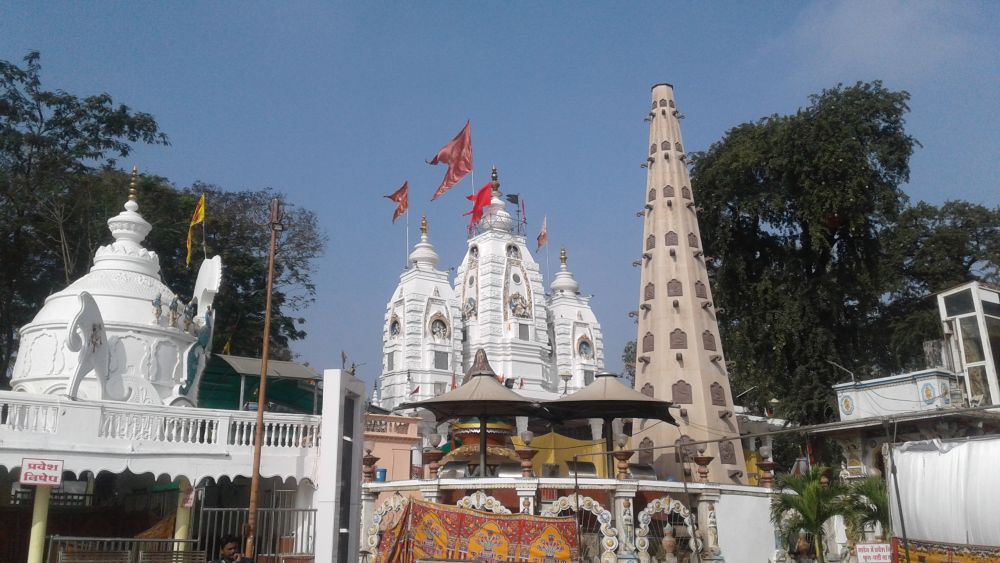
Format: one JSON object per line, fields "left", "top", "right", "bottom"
{"left": 665, "top": 231, "right": 678, "bottom": 246}
{"left": 669, "top": 329, "right": 687, "bottom": 349}
{"left": 675, "top": 435, "right": 695, "bottom": 463}
{"left": 638, "top": 437, "right": 654, "bottom": 465}
{"left": 667, "top": 280, "right": 683, "bottom": 296}
{"left": 671, "top": 380, "right": 692, "bottom": 404}
{"left": 702, "top": 331, "right": 717, "bottom": 352}
{"left": 710, "top": 382, "right": 726, "bottom": 406}
{"left": 646, "top": 235, "right": 656, "bottom": 251}
{"left": 503, "top": 257, "right": 532, "bottom": 321}
{"left": 461, "top": 249, "right": 479, "bottom": 321}
{"left": 663, "top": 185, "right": 675, "bottom": 197}
{"left": 719, "top": 440, "right": 737, "bottom": 465}
{"left": 694, "top": 281, "right": 707, "bottom": 299}
{"left": 642, "top": 332, "right": 654, "bottom": 353}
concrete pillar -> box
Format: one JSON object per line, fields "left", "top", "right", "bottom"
{"left": 420, "top": 484, "right": 440, "bottom": 504}
{"left": 26, "top": 485, "right": 51, "bottom": 563}
{"left": 359, "top": 489, "right": 378, "bottom": 558}
{"left": 515, "top": 481, "right": 538, "bottom": 514}
{"left": 613, "top": 484, "right": 639, "bottom": 561}
{"left": 173, "top": 478, "right": 193, "bottom": 550}
{"left": 696, "top": 490, "right": 722, "bottom": 561}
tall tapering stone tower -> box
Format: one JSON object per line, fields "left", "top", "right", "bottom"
{"left": 632, "top": 84, "right": 747, "bottom": 484}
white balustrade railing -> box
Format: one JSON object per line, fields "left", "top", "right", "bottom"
{"left": 0, "top": 394, "right": 60, "bottom": 434}
{"left": 0, "top": 391, "right": 321, "bottom": 450}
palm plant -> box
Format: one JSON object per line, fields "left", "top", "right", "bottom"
{"left": 840, "top": 476, "right": 890, "bottom": 541}
{"left": 770, "top": 466, "right": 847, "bottom": 563}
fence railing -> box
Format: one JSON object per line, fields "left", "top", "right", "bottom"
{"left": 0, "top": 391, "right": 321, "bottom": 453}
{"left": 46, "top": 536, "right": 201, "bottom": 563}
{"left": 198, "top": 507, "right": 316, "bottom": 557}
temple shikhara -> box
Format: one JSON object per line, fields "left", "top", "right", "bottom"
{"left": 3, "top": 83, "right": 999, "bottom": 563}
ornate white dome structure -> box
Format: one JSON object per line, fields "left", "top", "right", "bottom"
{"left": 10, "top": 169, "right": 222, "bottom": 406}
{"left": 379, "top": 167, "right": 604, "bottom": 407}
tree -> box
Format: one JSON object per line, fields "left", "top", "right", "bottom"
{"left": 691, "top": 81, "right": 919, "bottom": 424}
{"left": 871, "top": 201, "right": 1000, "bottom": 371}
{"left": 771, "top": 466, "right": 847, "bottom": 563}
{"left": 840, "top": 476, "right": 890, "bottom": 542}
{"left": 0, "top": 52, "right": 168, "bottom": 383}
{"left": 621, "top": 340, "right": 636, "bottom": 387}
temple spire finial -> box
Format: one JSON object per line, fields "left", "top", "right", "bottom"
{"left": 420, "top": 215, "right": 428, "bottom": 237}
{"left": 491, "top": 165, "right": 500, "bottom": 192}
{"left": 128, "top": 166, "right": 139, "bottom": 202}
{"left": 560, "top": 247, "right": 567, "bottom": 266}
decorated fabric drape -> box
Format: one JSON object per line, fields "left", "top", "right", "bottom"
{"left": 376, "top": 499, "right": 579, "bottom": 562}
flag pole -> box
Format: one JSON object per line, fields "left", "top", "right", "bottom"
{"left": 405, "top": 208, "right": 410, "bottom": 268}
{"left": 201, "top": 194, "right": 207, "bottom": 261}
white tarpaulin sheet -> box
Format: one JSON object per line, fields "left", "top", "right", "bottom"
{"left": 890, "top": 437, "right": 1000, "bottom": 546}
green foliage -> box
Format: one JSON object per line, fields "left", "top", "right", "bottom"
{"left": 0, "top": 52, "right": 325, "bottom": 386}
{"left": 840, "top": 476, "right": 890, "bottom": 541}
{"left": 0, "top": 52, "right": 167, "bottom": 382}
{"left": 621, "top": 340, "right": 636, "bottom": 386}
{"left": 771, "top": 466, "right": 847, "bottom": 563}
{"left": 691, "top": 81, "right": 999, "bottom": 425}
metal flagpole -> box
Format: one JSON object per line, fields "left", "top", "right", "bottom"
{"left": 245, "top": 198, "right": 283, "bottom": 559}
{"left": 405, "top": 208, "right": 409, "bottom": 268}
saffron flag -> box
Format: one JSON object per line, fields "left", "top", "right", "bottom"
{"left": 450, "top": 373, "right": 457, "bottom": 391}
{"left": 410, "top": 386, "right": 420, "bottom": 395}
{"left": 463, "top": 182, "right": 493, "bottom": 231}
{"left": 536, "top": 215, "right": 548, "bottom": 252}
{"left": 186, "top": 194, "right": 206, "bottom": 266}
{"left": 429, "top": 121, "right": 473, "bottom": 200}
{"left": 384, "top": 182, "right": 409, "bottom": 223}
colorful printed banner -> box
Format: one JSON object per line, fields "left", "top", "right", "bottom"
{"left": 892, "top": 537, "right": 1000, "bottom": 562}
{"left": 376, "top": 499, "right": 579, "bottom": 562}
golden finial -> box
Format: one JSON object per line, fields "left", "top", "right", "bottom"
{"left": 420, "top": 215, "right": 428, "bottom": 236}
{"left": 491, "top": 164, "right": 500, "bottom": 192}
{"left": 560, "top": 247, "right": 567, "bottom": 265}
{"left": 128, "top": 166, "right": 139, "bottom": 201}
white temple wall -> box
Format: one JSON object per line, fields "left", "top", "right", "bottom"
{"left": 715, "top": 490, "right": 780, "bottom": 562}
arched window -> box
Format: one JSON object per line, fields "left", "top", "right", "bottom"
{"left": 688, "top": 233, "right": 699, "bottom": 248}
{"left": 660, "top": 141, "right": 669, "bottom": 151}
{"left": 671, "top": 380, "right": 692, "bottom": 404}
{"left": 694, "top": 280, "right": 707, "bottom": 299}
{"left": 641, "top": 383, "right": 654, "bottom": 397}
{"left": 719, "top": 440, "right": 737, "bottom": 464}
{"left": 674, "top": 142, "right": 683, "bottom": 152}
{"left": 681, "top": 186, "right": 691, "bottom": 199}
{"left": 659, "top": 99, "right": 668, "bottom": 107}
{"left": 669, "top": 100, "right": 676, "bottom": 108}
{"left": 638, "top": 438, "right": 654, "bottom": 465}
{"left": 710, "top": 382, "right": 726, "bottom": 406}
{"left": 644, "top": 283, "right": 655, "bottom": 301}
{"left": 667, "top": 279, "right": 683, "bottom": 296}
{"left": 664, "top": 231, "right": 679, "bottom": 246}
{"left": 646, "top": 234, "right": 656, "bottom": 251}
{"left": 648, "top": 188, "right": 656, "bottom": 202}
{"left": 703, "top": 331, "right": 717, "bottom": 352}
{"left": 675, "top": 435, "right": 695, "bottom": 463}
{"left": 642, "top": 331, "right": 655, "bottom": 353}
{"left": 663, "top": 185, "right": 675, "bottom": 197}
{"left": 670, "top": 329, "right": 687, "bottom": 349}
{"left": 650, "top": 144, "right": 656, "bottom": 155}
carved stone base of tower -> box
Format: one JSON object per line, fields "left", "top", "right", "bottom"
{"left": 631, "top": 83, "right": 747, "bottom": 484}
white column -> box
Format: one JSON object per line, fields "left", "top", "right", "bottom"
{"left": 696, "top": 490, "right": 723, "bottom": 561}
{"left": 613, "top": 484, "right": 639, "bottom": 561}
{"left": 516, "top": 481, "right": 538, "bottom": 514}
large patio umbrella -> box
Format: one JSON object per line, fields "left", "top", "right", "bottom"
{"left": 542, "top": 372, "right": 677, "bottom": 475}
{"left": 396, "top": 349, "right": 540, "bottom": 476}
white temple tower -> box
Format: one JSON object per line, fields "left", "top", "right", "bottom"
{"left": 632, "top": 84, "right": 747, "bottom": 483}
{"left": 380, "top": 216, "right": 464, "bottom": 410}
{"left": 547, "top": 247, "right": 604, "bottom": 393}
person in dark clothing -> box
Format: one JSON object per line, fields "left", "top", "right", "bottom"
{"left": 210, "top": 534, "right": 254, "bottom": 563}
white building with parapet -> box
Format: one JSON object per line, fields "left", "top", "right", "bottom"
{"left": 0, "top": 171, "right": 363, "bottom": 563}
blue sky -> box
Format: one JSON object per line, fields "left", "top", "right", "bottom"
{"left": 3, "top": 1, "right": 998, "bottom": 391}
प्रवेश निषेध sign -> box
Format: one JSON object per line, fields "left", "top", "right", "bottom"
{"left": 19, "top": 458, "right": 64, "bottom": 486}
{"left": 856, "top": 543, "right": 892, "bottom": 562}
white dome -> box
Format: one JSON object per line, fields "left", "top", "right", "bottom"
{"left": 550, "top": 247, "right": 580, "bottom": 293}
{"left": 10, "top": 176, "right": 221, "bottom": 406}
{"left": 408, "top": 216, "right": 440, "bottom": 270}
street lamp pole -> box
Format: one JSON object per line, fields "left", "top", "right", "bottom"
{"left": 245, "top": 198, "right": 283, "bottom": 558}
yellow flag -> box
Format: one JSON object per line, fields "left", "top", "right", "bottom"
{"left": 186, "top": 194, "right": 206, "bottom": 266}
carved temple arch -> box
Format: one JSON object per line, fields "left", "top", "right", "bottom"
{"left": 635, "top": 495, "right": 700, "bottom": 562}
{"left": 541, "top": 494, "right": 619, "bottom": 563}
{"left": 364, "top": 493, "right": 410, "bottom": 552}
{"left": 454, "top": 490, "right": 512, "bottom": 514}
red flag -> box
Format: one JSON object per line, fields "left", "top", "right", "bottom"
{"left": 536, "top": 215, "right": 548, "bottom": 252}
{"left": 519, "top": 378, "right": 524, "bottom": 389}
{"left": 450, "top": 373, "right": 457, "bottom": 391}
{"left": 464, "top": 182, "right": 493, "bottom": 231}
{"left": 384, "top": 181, "right": 409, "bottom": 223}
{"left": 409, "top": 385, "right": 420, "bottom": 395}
{"left": 429, "top": 121, "right": 473, "bottom": 200}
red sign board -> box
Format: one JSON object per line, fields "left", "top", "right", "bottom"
{"left": 20, "top": 458, "right": 64, "bottom": 486}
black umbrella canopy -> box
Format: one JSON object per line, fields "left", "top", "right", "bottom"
{"left": 395, "top": 349, "right": 540, "bottom": 419}
{"left": 543, "top": 372, "right": 677, "bottom": 425}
